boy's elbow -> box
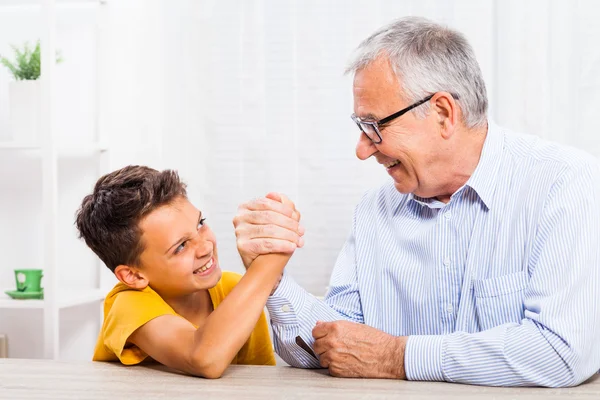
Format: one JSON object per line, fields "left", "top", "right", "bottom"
{"left": 189, "top": 355, "right": 228, "bottom": 379}
{"left": 197, "top": 364, "right": 225, "bottom": 379}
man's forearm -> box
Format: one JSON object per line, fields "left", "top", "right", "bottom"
{"left": 267, "top": 274, "right": 360, "bottom": 368}
{"left": 406, "top": 319, "right": 599, "bottom": 387}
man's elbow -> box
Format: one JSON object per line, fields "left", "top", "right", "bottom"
{"left": 562, "top": 363, "right": 598, "bottom": 388}
{"left": 542, "top": 353, "right": 599, "bottom": 388}
{"left": 547, "top": 370, "right": 595, "bottom": 388}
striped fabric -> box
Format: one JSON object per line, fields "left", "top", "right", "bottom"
{"left": 266, "top": 121, "right": 600, "bottom": 387}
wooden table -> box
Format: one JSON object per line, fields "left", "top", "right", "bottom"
{"left": 1, "top": 359, "right": 599, "bottom": 399}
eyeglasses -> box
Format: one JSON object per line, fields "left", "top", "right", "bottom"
{"left": 351, "top": 93, "right": 458, "bottom": 144}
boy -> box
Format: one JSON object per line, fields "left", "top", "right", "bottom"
{"left": 75, "top": 165, "right": 301, "bottom": 378}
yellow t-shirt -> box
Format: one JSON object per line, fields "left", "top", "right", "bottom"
{"left": 93, "top": 271, "right": 275, "bottom": 366}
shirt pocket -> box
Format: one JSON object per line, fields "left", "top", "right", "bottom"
{"left": 472, "top": 271, "right": 528, "bottom": 331}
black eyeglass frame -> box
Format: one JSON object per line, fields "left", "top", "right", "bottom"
{"left": 351, "top": 93, "right": 459, "bottom": 144}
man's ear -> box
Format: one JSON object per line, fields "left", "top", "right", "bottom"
{"left": 432, "top": 91, "right": 458, "bottom": 139}
{"left": 114, "top": 265, "right": 149, "bottom": 290}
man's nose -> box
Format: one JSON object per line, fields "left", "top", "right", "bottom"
{"left": 355, "top": 132, "right": 377, "bottom": 160}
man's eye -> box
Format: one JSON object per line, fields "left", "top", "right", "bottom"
{"left": 198, "top": 218, "right": 206, "bottom": 230}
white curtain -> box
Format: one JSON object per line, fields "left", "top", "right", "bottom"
{"left": 110, "top": 0, "right": 600, "bottom": 295}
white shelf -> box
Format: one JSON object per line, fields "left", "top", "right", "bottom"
{"left": 58, "top": 288, "right": 106, "bottom": 308}
{"left": 0, "top": 141, "right": 108, "bottom": 155}
{"left": 0, "top": 288, "right": 106, "bottom": 309}
{"left": 0, "top": 0, "right": 104, "bottom": 7}
{"left": 0, "top": 0, "right": 110, "bottom": 360}
{"left": 0, "top": 142, "right": 39, "bottom": 150}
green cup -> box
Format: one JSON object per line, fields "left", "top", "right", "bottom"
{"left": 14, "top": 269, "right": 43, "bottom": 293}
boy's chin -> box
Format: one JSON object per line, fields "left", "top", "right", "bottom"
{"left": 193, "top": 267, "right": 222, "bottom": 289}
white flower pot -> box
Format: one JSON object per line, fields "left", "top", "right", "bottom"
{"left": 9, "top": 80, "right": 41, "bottom": 144}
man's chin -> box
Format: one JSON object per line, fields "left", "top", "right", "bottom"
{"left": 392, "top": 180, "right": 414, "bottom": 195}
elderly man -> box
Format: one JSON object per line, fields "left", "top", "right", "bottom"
{"left": 233, "top": 17, "right": 600, "bottom": 387}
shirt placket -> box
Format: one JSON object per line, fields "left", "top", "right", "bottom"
{"left": 439, "top": 203, "right": 459, "bottom": 333}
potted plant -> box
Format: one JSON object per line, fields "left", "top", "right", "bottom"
{"left": 0, "top": 40, "right": 62, "bottom": 144}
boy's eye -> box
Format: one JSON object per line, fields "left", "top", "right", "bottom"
{"left": 174, "top": 218, "right": 206, "bottom": 255}
{"left": 174, "top": 240, "right": 187, "bottom": 255}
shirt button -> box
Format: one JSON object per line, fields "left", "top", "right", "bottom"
{"left": 444, "top": 211, "right": 452, "bottom": 220}
{"left": 446, "top": 304, "right": 454, "bottom": 314}
{"left": 443, "top": 257, "right": 451, "bottom": 267}
{"left": 281, "top": 304, "right": 291, "bottom": 312}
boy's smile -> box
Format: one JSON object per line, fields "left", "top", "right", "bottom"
{"left": 193, "top": 257, "right": 215, "bottom": 275}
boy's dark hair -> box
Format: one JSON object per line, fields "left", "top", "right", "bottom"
{"left": 75, "top": 165, "right": 187, "bottom": 272}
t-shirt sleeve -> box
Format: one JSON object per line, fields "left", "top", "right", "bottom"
{"left": 99, "top": 289, "right": 178, "bottom": 365}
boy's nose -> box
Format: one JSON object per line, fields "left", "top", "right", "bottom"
{"left": 194, "top": 239, "right": 212, "bottom": 259}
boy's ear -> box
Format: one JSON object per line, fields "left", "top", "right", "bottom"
{"left": 114, "top": 265, "right": 149, "bottom": 290}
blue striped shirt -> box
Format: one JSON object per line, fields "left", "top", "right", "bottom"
{"left": 266, "top": 122, "right": 600, "bottom": 387}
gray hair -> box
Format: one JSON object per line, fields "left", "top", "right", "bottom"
{"left": 346, "top": 16, "right": 488, "bottom": 128}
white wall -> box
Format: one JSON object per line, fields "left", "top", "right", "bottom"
{"left": 0, "top": 0, "right": 599, "bottom": 360}
{"left": 157, "top": 0, "right": 600, "bottom": 297}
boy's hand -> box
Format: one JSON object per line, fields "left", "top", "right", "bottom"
{"left": 233, "top": 192, "right": 304, "bottom": 270}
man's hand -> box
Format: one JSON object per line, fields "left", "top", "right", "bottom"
{"left": 312, "top": 320, "right": 407, "bottom": 379}
{"left": 233, "top": 192, "right": 304, "bottom": 270}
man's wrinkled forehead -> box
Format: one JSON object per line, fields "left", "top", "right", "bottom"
{"left": 352, "top": 56, "right": 401, "bottom": 119}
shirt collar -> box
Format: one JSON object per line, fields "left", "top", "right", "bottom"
{"left": 463, "top": 120, "right": 504, "bottom": 210}
{"left": 409, "top": 194, "right": 447, "bottom": 209}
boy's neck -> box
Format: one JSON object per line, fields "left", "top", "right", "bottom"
{"left": 164, "top": 289, "right": 213, "bottom": 326}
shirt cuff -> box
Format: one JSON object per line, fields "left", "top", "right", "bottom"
{"left": 404, "top": 335, "right": 446, "bottom": 382}
{"left": 266, "top": 273, "right": 307, "bottom": 325}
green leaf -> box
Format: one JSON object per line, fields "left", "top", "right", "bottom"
{"left": 0, "top": 39, "right": 62, "bottom": 80}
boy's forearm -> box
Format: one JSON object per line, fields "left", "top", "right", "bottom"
{"left": 190, "top": 253, "right": 289, "bottom": 375}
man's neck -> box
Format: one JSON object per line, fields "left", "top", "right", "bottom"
{"left": 434, "top": 123, "right": 489, "bottom": 204}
